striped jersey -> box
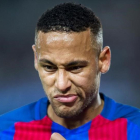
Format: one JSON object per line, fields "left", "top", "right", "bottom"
{"left": 0, "top": 94, "right": 140, "bottom": 140}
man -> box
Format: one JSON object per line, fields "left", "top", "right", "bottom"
{"left": 0, "top": 3, "right": 140, "bottom": 140}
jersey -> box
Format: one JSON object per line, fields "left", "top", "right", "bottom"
{"left": 0, "top": 93, "right": 140, "bottom": 140}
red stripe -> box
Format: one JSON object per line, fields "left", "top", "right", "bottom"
{"left": 14, "top": 116, "right": 52, "bottom": 140}
{"left": 88, "top": 115, "right": 127, "bottom": 140}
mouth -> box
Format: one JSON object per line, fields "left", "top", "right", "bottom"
{"left": 54, "top": 95, "right": 78, "bottom": 103}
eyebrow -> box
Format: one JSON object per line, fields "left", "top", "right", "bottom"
{"left": 66, "top": 60, "right": 88, "bottom": 66}
{"left": 39, "top": 59, "right": 55, "bottom": 65}
{"left": 39, "top": 59, "right": 88, "bottom": 66}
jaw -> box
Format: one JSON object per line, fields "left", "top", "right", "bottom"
{"left": 47, "top": 92, "right": 103, "bottom": 129}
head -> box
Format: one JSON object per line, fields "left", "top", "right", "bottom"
{"left": 35, "top": 2, "right": 103, "bottom": 55}
{"left": 32, "top": 3, "right": 111, "bottom": 118}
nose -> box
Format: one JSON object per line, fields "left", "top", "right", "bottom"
{"left": 55, "top": 69, "right": 71, "bottom": 93}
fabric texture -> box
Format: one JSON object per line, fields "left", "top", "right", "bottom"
{"left": 0, "top": 93, "right": 140, "bottom": 140}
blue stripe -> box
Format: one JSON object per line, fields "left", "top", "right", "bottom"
{"left": 101, "top": 93, "right": 116, "bottom": 120}
{"left": 127, "top": 120, "right": 140, "bottom": 140}
{"left": 0, "top": 125, "right": 15, "bottom": 140}
{"left": 34, "top": 97, "right": 48, "bottom": 120}
{"left": 51, "top": 121, "right": 92, "bottom": 140}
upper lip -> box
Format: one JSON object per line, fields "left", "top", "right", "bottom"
{"left": 53, "top": 94, "right": 77, "bottom": 98}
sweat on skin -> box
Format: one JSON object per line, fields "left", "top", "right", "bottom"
{"left": 32, "top": 29, "right": 111, "bottom": 130}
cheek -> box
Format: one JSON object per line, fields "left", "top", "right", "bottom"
{"left": 39, "top": 72, "right": 56, "bottom": 100}
{"left": 38, "top": 69, "right": 55, "bottom": 89}
{"left": 72, "top": 71, "right": 96, "bottom": 90}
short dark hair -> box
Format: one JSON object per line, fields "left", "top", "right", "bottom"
{"left": 35, "top": 3, "right": 103, "bottom": 53}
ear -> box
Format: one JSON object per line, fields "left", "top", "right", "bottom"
{"left": 32, "top": 45, "right": 38, "bottom": 70}
{"left": 98, "top": 46, "right": 111, "bottom": 74}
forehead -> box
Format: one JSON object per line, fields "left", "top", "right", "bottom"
{"left": 36, "top": 30, "right": 96, "bottom": 63}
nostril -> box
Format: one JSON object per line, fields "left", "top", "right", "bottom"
{"left": 54, "top": 86, "right": 71, "bottom": 95}
{"left": 58, "top": 86, "right": 71, "bottom": 94}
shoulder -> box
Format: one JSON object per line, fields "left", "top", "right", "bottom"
{"left": 101, "top": 93, "right": 140, "bottom": 127}
{"left": 0, "top": 97, "right": 48, "bottom": 132}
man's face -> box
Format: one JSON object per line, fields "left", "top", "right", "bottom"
{"left": 34, "top": 30, "right": 102, "bottom": 118}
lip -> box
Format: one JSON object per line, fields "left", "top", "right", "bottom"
{"left": 54, "top": 95, "right": 78, "bottom": 103}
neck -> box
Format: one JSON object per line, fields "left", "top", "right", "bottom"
{"left": 47, "top": 94, "right": 104, "bottom": 129}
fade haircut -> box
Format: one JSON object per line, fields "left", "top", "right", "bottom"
{"left": 35, "top": 3, "right": 103, "bottom": 53}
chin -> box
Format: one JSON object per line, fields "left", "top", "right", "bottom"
{"left": 55, "top": 110, "right": 82, "bottom": 119}
{"left": 52, "top": 104, "right": 83, "bottom": 119}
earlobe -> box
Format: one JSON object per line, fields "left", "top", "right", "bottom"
{"left": 32, "top": 45, "right": 38, "bottom": 70}
{"left": 99, "top": 46, "right": 111, "bottom": 74}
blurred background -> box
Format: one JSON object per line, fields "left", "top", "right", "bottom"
{"left": 0, "top": 0, "right": 140, "bottom": 115}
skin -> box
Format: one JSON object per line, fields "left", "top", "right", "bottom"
{"left": 32, "top": 29, "right": 111, "bottom": 139}
{"left": 50, "top": 133, "right": 66, "bottom": 140}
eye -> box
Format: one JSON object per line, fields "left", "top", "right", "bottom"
{"left": 43, "top": 65, "right": 57, "bottom": 72}
{"left": 67, "top": 66, "right": 84, "bottom": 72}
